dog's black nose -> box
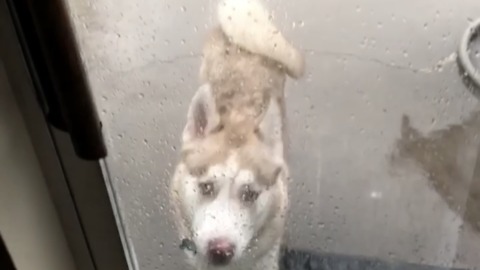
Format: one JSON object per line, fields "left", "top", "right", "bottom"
{"left": 207, "top": 238, "right": 235, "bottom": 266}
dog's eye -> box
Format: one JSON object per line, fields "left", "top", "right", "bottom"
{"left": 240, "top": 185, "right": 260, "bottom": 202}
{"left": 198, "top": 182, "right": 215, "bottom": 196}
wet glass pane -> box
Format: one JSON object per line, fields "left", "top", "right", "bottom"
{"left": 65, "top": 0, "right": 480, "bottom": 269}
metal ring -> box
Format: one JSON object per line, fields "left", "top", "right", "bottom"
{"left": 458, "top": 18, "right": 480, "bottom": 89}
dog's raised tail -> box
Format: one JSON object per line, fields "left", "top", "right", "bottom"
{"left": 217, "top": 0, "right": 305, "bottom": 78}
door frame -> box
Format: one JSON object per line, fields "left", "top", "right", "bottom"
{"left": 0, "top": 1, "right": 133, "bottom": 269}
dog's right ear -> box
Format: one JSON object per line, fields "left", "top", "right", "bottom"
{"left": 182, "top": 84, "right": 220, "bottom": 143}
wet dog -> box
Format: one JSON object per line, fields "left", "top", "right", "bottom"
{"left": 170, "top": 0, "right": 304, "bottom": 269}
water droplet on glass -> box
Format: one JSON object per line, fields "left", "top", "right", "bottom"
{"left": 292, "top": 20, "right": 305, "bottom": 29}
{"left": 388, "top": 252, "right": 396, "bottom": 259}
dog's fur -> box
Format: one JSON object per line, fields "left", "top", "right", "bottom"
{"left": 169, "top": 0, "right": 304, "bottom": 269}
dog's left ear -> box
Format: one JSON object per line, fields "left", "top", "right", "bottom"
{"left": 257, "top": 99, "right": 284, "bottom": 160}
{"left": 182, "top": 84, "right": 220, "bottom": 143}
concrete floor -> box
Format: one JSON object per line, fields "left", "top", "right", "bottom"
{"left": 66, "top": 0, "right": 480, "bottom": 269}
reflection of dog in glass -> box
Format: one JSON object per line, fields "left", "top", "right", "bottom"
{"left": 170, "top": 0, "right": 304, "bottom": 269}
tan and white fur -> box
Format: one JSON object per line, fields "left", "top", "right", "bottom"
{"left": 170, "top": 0, "right": 304, "bottom": 269}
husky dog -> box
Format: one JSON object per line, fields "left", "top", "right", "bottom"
{"left": 170, "top": 0, "right": 304, "bottom": 269}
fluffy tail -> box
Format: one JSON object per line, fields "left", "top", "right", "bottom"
{"left": 217, "top": 0, "right": 305, "bottom": 78}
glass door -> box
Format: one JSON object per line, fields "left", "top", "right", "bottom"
{"left": 4, "top": 0, "right": 480, "bottom": 269}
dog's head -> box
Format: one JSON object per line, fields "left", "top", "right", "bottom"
{"left": 171, "top": 84, "right": 287, "bottom": 267}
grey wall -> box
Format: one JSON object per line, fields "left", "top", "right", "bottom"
{"left": 66, "top": 0, "right": 480, "bottom": 269}
{"left": 0, "top": 62, "right": 77, "bottom": 270}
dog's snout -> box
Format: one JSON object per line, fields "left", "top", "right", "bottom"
{"left": 207, "top": 238, "right": 235, "bottom": 266}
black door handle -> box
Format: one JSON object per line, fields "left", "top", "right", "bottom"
{"left": 6, "top": 0, "right": 107, "bottom": 160}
